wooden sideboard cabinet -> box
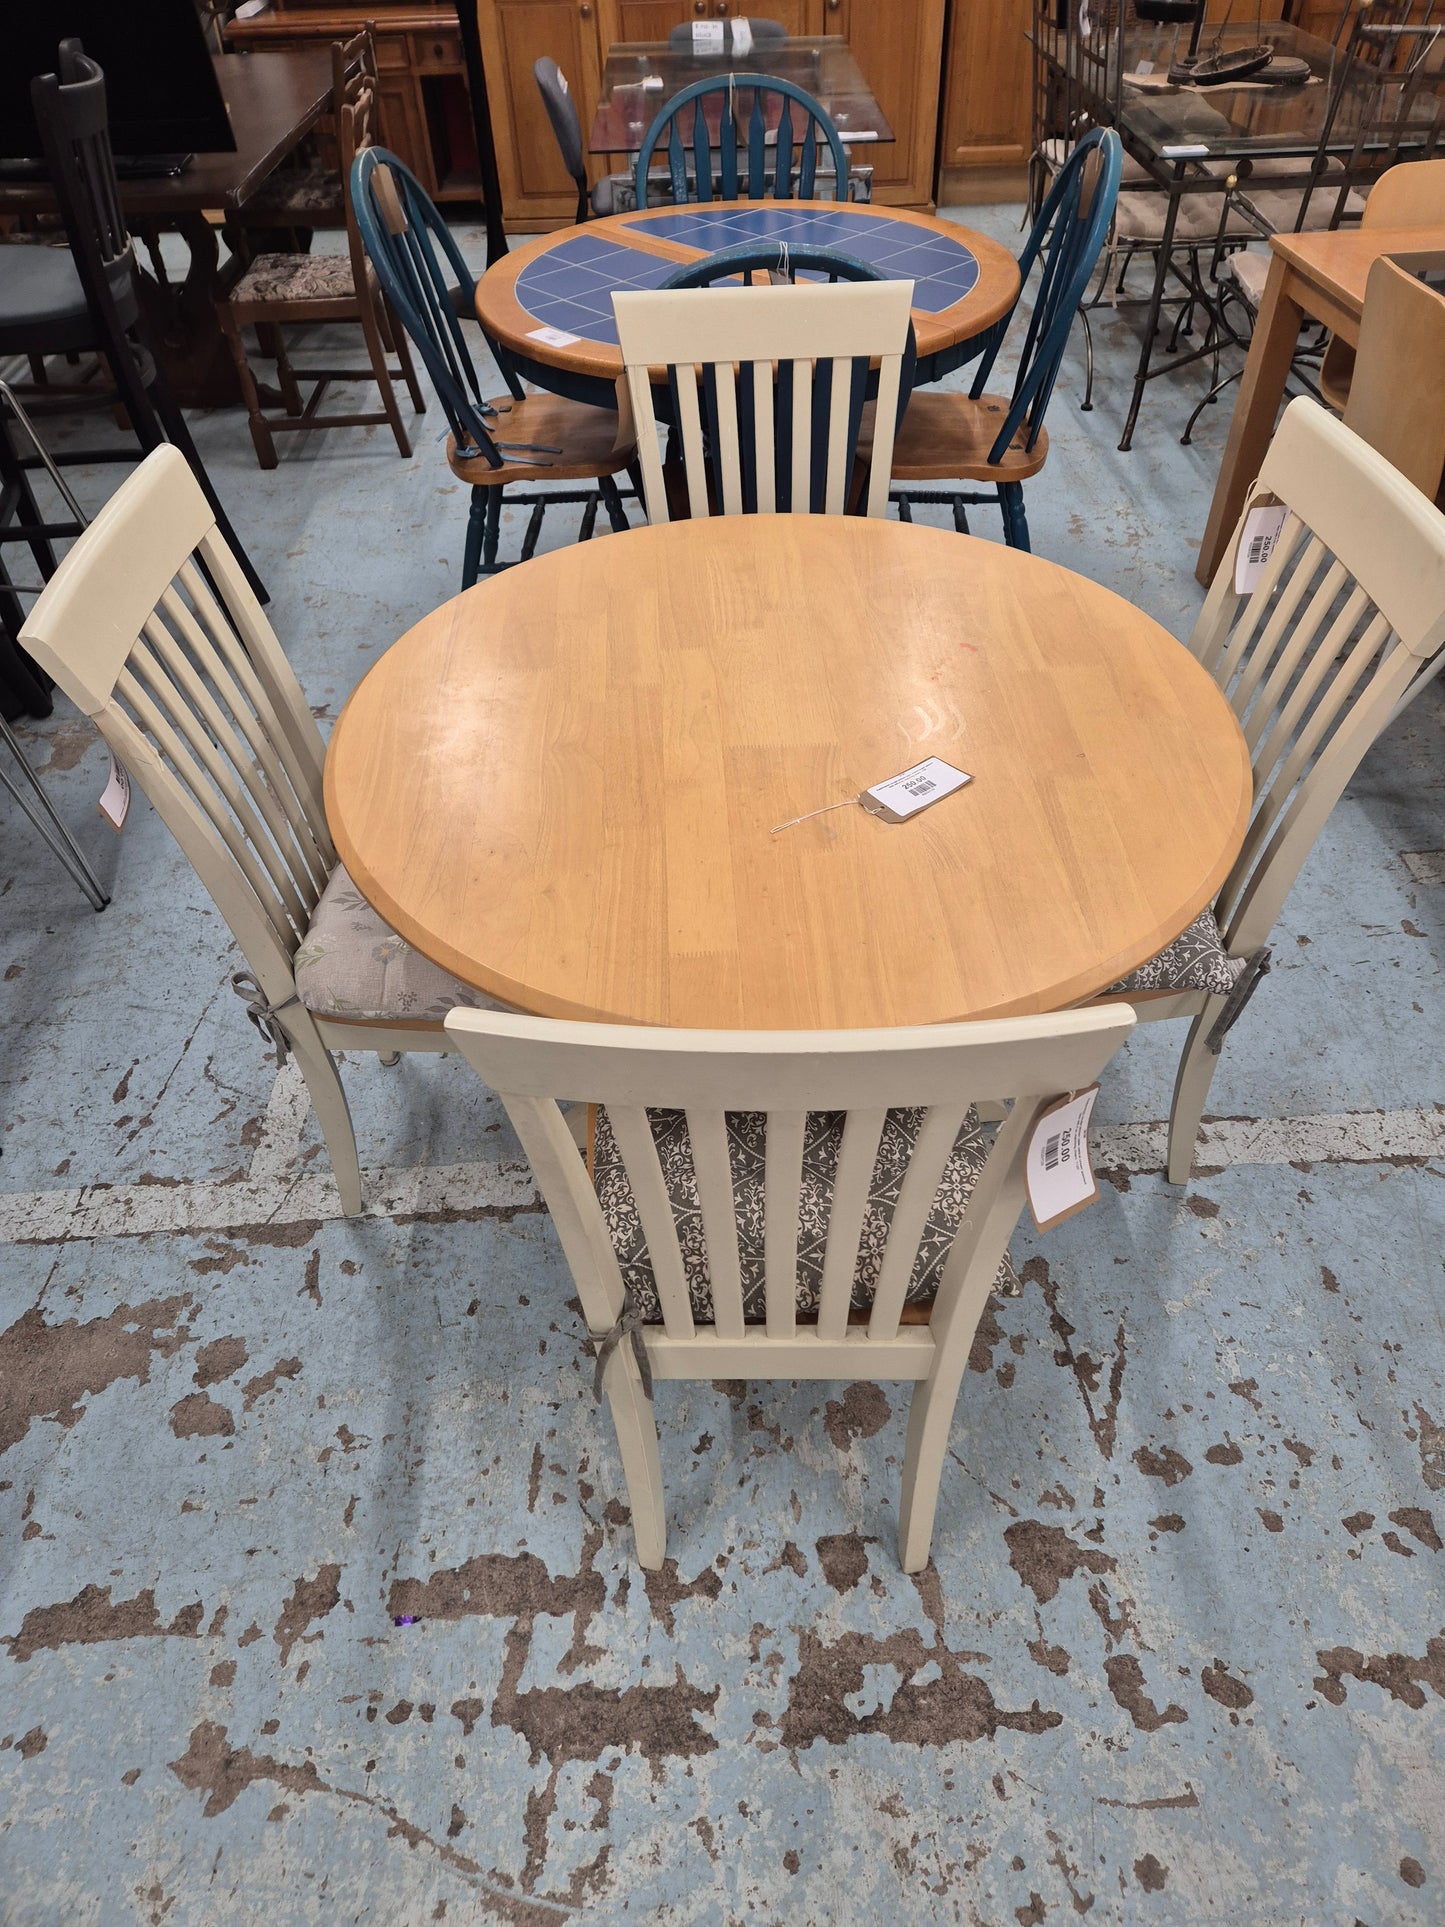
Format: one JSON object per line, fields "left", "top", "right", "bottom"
{"left": 476, "top": 0, "right": 945, "bottom": 230}
{"left": 225, "top": 4, "right": 482, "bottom": 202}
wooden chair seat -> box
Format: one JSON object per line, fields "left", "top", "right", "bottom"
{"left": 888, "top": 389, "right": 1050, "bottom": 483}
{"left": 446, "top": 390, "right": 636, "bottom": 486}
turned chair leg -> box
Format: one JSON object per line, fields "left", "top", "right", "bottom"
{"left": 218, "top": 305, "right": 279, "bottom": 470}
{"left": 462, "top": 487, "right": 487, "bottom": 588}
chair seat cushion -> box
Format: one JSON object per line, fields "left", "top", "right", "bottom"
{"left": 0, "top": 242, "right": 138, "bottom": 355}
{"left": 293, "top": 865, "right": 504, "bottom": 1020}
{"left": 1113, "top": 190, "right": 1263, "bottom": 245}
{"left": 242, "top": 162, "right": 343, "bottom": 222}
{"left": 592, "top": 1104, "right": 1018, "bottom": 1326}
{"left": 1106, "top": 908, "right": 1246, "bottom": 999}
{"left": 228, "top": 250, "right": 362, "bottom": 307}
{"left": 887, "top": 390, "right": 1049, "bottom": 484}
{"left": 1221, "top": 246, "right": 1271, "bottom": 310}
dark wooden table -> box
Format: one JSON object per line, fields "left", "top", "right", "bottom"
{"left": 0, "top": 51, "right": 334, "bottom": 405}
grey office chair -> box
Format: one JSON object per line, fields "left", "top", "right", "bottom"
{"left": 533, "top": 57, "right": 627, "bottom": 222}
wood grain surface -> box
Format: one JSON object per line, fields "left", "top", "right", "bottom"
{"left": 326, "top": 515, "right": 1253, "bottom": 1029}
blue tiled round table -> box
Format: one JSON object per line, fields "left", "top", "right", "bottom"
{"left": 475, "top": 202, "right": 1020, "bottom": 408}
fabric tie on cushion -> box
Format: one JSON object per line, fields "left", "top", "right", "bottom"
{"left": 1204, "top": 947, "right": 1272, "bottom": 1054}
{"left": 591, "top": 1287, "right": 654, "bottom": 1403}
{"left": 231, "top": 970, "right": 299, "bottom": 1068}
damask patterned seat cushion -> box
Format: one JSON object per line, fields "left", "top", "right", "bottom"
{"left": 293, "top": 865, "right": 506, "bottom": 1021}
{"left": 228, "top": 251, "right": 361, "bottom": 306}
{"left": 1106, "top": 908, "right": 1246, "bottom": 1000}
{"left": 592, "top": 1105, "right": 1018, "bottom": 1326}
{"left": 243, "top": 163, "right": 344, "bottom": 221}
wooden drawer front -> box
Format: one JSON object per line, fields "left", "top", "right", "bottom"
{"left": 412, "top": 28, "right": 463, "bottom": 68}
{"left": 374, "top": 31, "right": 412, "bottom": 69}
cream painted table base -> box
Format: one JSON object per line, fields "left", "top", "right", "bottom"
{"left": 326, "top": 517, "right": 1252, "bottom": 1030}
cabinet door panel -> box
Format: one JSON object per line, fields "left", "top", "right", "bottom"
{"left": 942, "top": 0, "right": 1030, "bottom": 169}
{"left": 827, "top": 0, "right": 945, "bottom": 204}
{"left": 477, "top": 0, "right": 605, "bottom": 225}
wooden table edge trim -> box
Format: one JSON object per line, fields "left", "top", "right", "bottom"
{"left": 474, "top": 204, "right": 1022, "bottom": 384}
{"left": 323, "top": 653, "right": 1254, "bottom": 1030}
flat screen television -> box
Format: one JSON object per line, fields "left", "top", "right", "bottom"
{"left": 0, "top": 0, "right": 236, "bottom": 163}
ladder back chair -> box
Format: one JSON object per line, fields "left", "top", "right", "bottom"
{"left": 22, "top": 42, "right": 265, "bottom": 603}
{"left": 216, "top": 29, "right": 425, "bottom": 469}
{"left": 351, "top": 149, "right": 636, "bottom": 582}
{"left": 18, "top": 444, "right": 510, "bottom": 1216}
{"left": 1093, "top": 398, "right": 1445, "bottom": 1183}
{"left": 444, "top": 1004, "right": 1135, "bottom": 1572}
{"left": 614, "top": 268, "right": 914, "bottom": 521}
{"left": 633, "top": 73, "right": 852, "bottom": 206}
{"left": 888, "top": 128, "right": 1122, "bottom": 550}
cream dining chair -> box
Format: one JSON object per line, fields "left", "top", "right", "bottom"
{"left": 19, "top": 444, "right": 506, "bottom": 1215}
{"left": 613, "top": 274, "right": 914, "bottom": 523}
{"left": 444, "top": 1003, "right": 1136, "bottom": 1572}
{"left": 1093, "top": 398, "right": 1445, "bottom": 1184}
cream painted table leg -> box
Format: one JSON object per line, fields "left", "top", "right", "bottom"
{"left": 1196, "top": 253, "right": 1306, "bottom": 587}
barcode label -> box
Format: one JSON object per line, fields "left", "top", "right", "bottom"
{"left": 1026, "top": 1086, "right": 1101, "bottom": 1231}
{"left": 861, "top": 757, "right": 972, "bottom": 823}
{"left": 1235, "top": 503, "right": 1289, "bottom": 595}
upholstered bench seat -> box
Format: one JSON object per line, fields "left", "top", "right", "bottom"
{"left": 592, "top": 1104, "right": 1019, "bottom": 1325}
{"left": 293, "top": 864, "right": 504, "bottom": 1020}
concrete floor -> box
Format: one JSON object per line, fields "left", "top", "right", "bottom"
{"left": 1, "top": 207, "right": 1443, "bottom": 1926}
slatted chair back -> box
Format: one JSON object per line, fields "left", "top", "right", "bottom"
{"left": 633, "top": 73, "right": 850, "bottom": 206}
{"left": 1193, "top": 397, "right": 1445, "bottom": 961}
{"left": 444, "top": 1003, "right": 1135, "bottom": 1570}
{"left": 615, "top": 269, "right": 913, "bottom": 520}
{"left": 351, "top": 147, "right": 510, "bottom": 468}
{"left": 18, "top": 445, "right": 334, "bottom": 1013}
{"left": 968, "top": 126, "right": 1122, "bottom": 465}
{"left": 30, "top": 43, "right": 138, "bottom": 327}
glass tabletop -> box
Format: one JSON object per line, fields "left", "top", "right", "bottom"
{"left": 1036, "top": 19, "right": 1441, "bottom": 162}
{"left": 589, "top": 35, "right": 894, "bottom": 154}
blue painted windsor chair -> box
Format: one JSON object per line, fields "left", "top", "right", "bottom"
{"left": 655, "top": 243, "right": 917, "bottom": 515}
{"left": 888, "top": 128, "right": 1123, "bottom": 551}
{"left": 633, "top": 74, "right": 852, "bottom": 207}
{"left": 351, "top": 148, "right": 636, "bottom": 583}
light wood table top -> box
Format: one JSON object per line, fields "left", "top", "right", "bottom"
{"left": 474, "top": 203, "right": 1020, "bottom": 402}
{"left": 1197, "top": 225, "right": 1445, "bottom": 585}
{"left": 326, "top": 517, "right": 1252, "bottom": 1031}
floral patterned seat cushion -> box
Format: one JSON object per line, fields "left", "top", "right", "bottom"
{"left": 293, "top": 866, "right": 506, "bottom": 1020}
{"left": 592, "top": 1105, "right": 1018, "bottom": 1326}
{"left": 1106, "top": 908, "right": 1246, "bottom": 1000}
{"left": 243, "top": 164, "right": 343, "bottom": 221}
{"left": 229, "top": 251, "right": 362, "bottom": 306}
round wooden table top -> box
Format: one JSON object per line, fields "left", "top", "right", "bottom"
{"left": 325, "top": 517, "right": 1253, "bottom": 1031}
{"left": 473, "top": 202, "right": 1021, "bottom": 393}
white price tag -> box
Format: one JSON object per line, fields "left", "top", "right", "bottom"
{"left": 692, "top": 20, "right": 725, "bottom": 50}
{"left": 526, "top": 324, "right": 581, "bottom": 348}
{"left": 729, "top": 16, "right": 752, "bottom": 51}
{"left": 98, "top": 752, "right": 130, "bottom": 832}
{"left": 1025, "top": 1084, "right": 1101, "bottom": 1232}
{"left": 1134, "top": 57, "right": 1155, "bottom": 73}
{"left": 1234, "top": 503, "right": 1288, "bottom": 595}
{"left": 861, "top": 757, "right": 971, "bottom": 824}
{"left": 1162, "top": 143, "right": 1210, "bottom": 158}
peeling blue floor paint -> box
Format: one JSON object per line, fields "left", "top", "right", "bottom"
{"left": 1, "top": 209, "right": 1442, "bottom": 1925}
